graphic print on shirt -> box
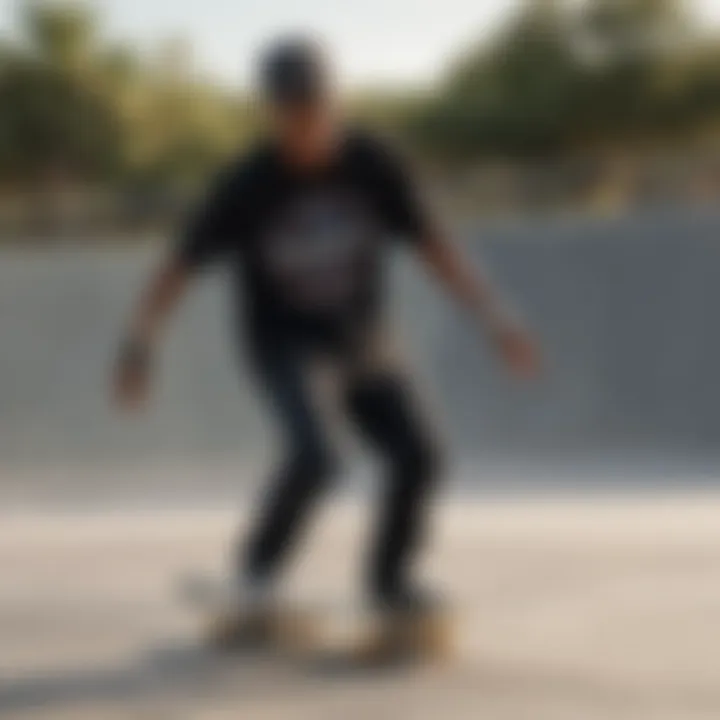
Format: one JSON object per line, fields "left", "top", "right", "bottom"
{"left": 260, "top": 188, "right": 378, "bottom": 312}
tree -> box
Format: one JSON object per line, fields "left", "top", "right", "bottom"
{"left": 0, "top": 56, "right": 121, "bottom": 185}
{"left": 402, "top": 0, "right": 720, "bottom": 161}
{"left": 406, "top": 0, "right": 582, "bottom": 159}
{"left": 22, "top": 1, "right": 97, "bottom": 74}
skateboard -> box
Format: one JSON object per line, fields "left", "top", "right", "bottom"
{"left": 179, "top": 574, "right": 319, "bottom": 653}
{"left": 323, "top": 602, "right": 455, "bottom": 670}
{"left": 180, "top": 574, "right": 455, "bottom": 669}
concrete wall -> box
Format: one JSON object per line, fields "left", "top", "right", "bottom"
{"left": 2, "top": 208, "right": 719, "bottom": 477}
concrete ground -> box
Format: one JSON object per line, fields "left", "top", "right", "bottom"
{"left": 2, "top": 496, "right": 720, "bottom": 719}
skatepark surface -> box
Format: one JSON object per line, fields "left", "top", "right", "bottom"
{"left": 3, "top": 494, "right": 720, "bottom": 720}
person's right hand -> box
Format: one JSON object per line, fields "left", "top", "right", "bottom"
{"left": 112, "top": 340, "right": 152, "bottom": 411}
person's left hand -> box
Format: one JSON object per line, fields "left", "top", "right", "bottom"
{"left": 491, "top": 323, "right": 542, "bottom": 380}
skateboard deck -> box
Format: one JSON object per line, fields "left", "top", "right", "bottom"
{"left": 179, "top": 574, "right": 456, "bottom": 669}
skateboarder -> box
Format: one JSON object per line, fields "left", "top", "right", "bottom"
{"left": 113, "top": 36, "right": 540, "bottom": 638}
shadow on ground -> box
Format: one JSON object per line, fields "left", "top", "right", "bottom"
{"left": 3, "top": 639, "right": 720, "bottom": 718}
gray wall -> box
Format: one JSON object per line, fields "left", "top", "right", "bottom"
{"left": 2, "top": 209, "right": 719, "bottom": 480}
{"left": 429, "top": 209, "right": 720, "bottom": 454}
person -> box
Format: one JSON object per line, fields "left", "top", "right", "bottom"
{"left": 112, "top": 36, "right": 540, "bottom": 621}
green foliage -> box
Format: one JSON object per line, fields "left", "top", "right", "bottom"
{"left": 0, "top": 1, "right": 254, "bottom": 191}
{"left": 22, "top": 0, "right": 97, "bottom": 70}
{"left": 2, "top": 0, "right": 720, "bottom": 188}
{"left": 408, "top": 2, "right": 582, "bottom": 159}
{"left": 0, "top": 55, "right": 121, "bottom": 183}
{"left": 404, "top": 0, "right": 720, "bottom": 161}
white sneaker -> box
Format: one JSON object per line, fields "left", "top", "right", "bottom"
{"left": 182, "top": 572, "right": 276, "bottom": 618}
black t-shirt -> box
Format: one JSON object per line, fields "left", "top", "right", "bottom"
{"left": 176, "top": 130, "right": 431, "bottom": 348}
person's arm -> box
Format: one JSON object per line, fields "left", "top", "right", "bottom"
{"left": 113, "top": 258, "right": 191, "bottom": 410}
{"left": 371, "top": 138, "right": 540, "bottom": 378}
{"left": 416, "top": 228, "right": 540, "bottom": 378}
{"left": 112, "top": 161, "right": 245, "bottom": 411}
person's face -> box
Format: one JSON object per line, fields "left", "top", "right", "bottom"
{"left": 269, "top": 97, "right": 338, "bottom": 167}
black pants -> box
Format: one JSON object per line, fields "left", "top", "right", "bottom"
{"left": 240, "top": 327, "right": 442, "bottom": 598}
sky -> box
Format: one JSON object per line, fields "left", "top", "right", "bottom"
{"left": 2, "top": 0, "right": 720, "bottom": 88}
